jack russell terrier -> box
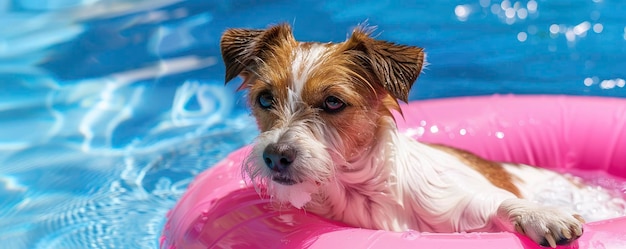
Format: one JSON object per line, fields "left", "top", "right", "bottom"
{"left": 219, "top": 23, "right": 625, "bottom": 248}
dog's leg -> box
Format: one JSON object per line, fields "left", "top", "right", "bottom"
{"left": 495, "top": 198, "right": 585, "bottom": 248}
{"left": 424, "top": 144, "right": 585, "bottom": 247}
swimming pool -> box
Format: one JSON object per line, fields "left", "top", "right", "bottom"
{"left": 1, "top": 0, "right": 624, "bottom": 248}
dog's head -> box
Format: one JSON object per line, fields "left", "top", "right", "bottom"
{"left": 220, "top": 23, "right": 425, "bottom": 208}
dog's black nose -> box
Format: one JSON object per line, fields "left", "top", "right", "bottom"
{"left": 262, "top": 143, "right": 296, "bottom": 172}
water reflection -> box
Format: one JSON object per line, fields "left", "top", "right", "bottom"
{"left": 481, "top": 0, "right": 538, "bottom": 24}
{"left": 1, "top": 0, "right": 625, "bottom": 248}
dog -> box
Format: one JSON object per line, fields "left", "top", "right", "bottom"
{"left": 219, "top": 23, "right": 623, "bottom": 248}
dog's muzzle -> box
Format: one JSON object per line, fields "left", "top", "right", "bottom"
{"left": 263, "top": 143, "right": 298, "bottom": 185}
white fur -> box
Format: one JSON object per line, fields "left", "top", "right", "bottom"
{"left": 308, "top": 117, "right": 518, "bottom": 232}
{"left": 291, "top": 43, "right": 329, "bottom": 96}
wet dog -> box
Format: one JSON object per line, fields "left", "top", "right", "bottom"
{"left": 220, "top": 23, "right": 588, "bottom": 247}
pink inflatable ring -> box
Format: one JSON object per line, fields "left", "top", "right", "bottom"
{"left": 160, "top": 95, "right": 626, "bottom": 249}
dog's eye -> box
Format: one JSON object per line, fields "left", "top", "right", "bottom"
{"left": 323, "top": 96, "right": 346, "bottom": 113}
{"left": 257, "top": 92, "right": 274, "bottom": 109}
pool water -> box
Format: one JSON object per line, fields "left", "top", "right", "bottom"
{"left": 0, "top": 0, "right": 625, "bottom": 248}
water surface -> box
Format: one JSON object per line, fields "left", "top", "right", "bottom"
{"left": 1, "top": 0, "right": 625, "bottom": 248}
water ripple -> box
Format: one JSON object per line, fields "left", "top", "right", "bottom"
{"left": 1, "top": 1, "right": 626, "bottom": 249}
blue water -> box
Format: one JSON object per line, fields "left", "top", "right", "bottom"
{"left": 1, "top": 0, "right": 624, "bottom": 248}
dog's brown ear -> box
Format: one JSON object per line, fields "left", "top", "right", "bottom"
{"left": 220, "top": 23, "right": 295, "bottom": 84}
{"left": 343, "top": 27, "right": 425, "bottom": 102}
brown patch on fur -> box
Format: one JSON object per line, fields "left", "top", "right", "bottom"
{"left": 220, "top": 23, "right": 299, "bottom": 132}
{"left": 340, "top": 26, "right": 425, "bottom": 103}
{"left": 220, "top": 23, "right": 297, "bottom": 88}
{"left": 430, "top": 144, "right": 522, "bottom": 197}
{"left": 304, "top": 47, "right": 380, "bottom": 107}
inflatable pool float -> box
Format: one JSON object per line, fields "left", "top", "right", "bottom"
{"left": 160, "top": 95, "right": 626, "bottom": 249}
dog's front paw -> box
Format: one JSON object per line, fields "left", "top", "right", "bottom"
{"left": 499, "top": 199, "right": 585, "bottom": 248}
{"left": 513, "top": 209, "right": 584, "bottom": 248}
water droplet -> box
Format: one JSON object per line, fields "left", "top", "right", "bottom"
{"left": 479, "top": 0, "right": 490, "bottom": 8}
{"left": 495, "top": 131, "right": 505, "bottom": 139}
{"left": 517, "top": 32, "right": 527, "bottom": 42}
{"left": 455, "top": 5, "right": 471, "bottom": 21}
{"left": 593, "top": 23, "right": 603, "bottom": 33}
{"left": 401, "top": 230, "right": 420, "bottom": 240}
{"left": 517, "top": 8, "right": 528, "bottom": 19}
{"left": 549, "top": 24, "right": 559, "bottom": 34}
{"left": 527, "top": 0, "right": 538, "bottom": 13}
